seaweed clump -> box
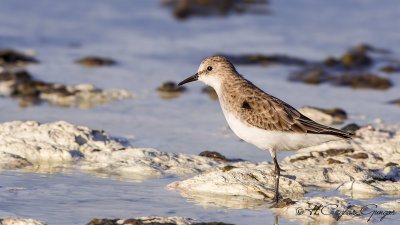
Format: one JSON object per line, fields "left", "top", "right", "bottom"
{"left": 161, "top": 0, "right": 269, "bottom": 20}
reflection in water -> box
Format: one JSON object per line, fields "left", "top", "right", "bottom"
{"left": 180, "top": 191, "right": 269, "bottom": 209}
{"left": 158, "top": 91, "right": 183, "bottom": 100}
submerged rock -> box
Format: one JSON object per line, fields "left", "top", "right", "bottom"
{"left": 339, "top": 51, "right": 372, "bottom": 68}
{"left": 381, "top": 64, "right": 400, "bottom": 74}
{"left": 75, "top": 56, "right": 116, "bottom": 67}
{"left": 298, "top": 106, "right": 347, "bottom": 125}
{"left": 388, "top": 98, "right": 400, "bottom": 106}
{"left": 161, "top": 0, "right": 269, "bottom": 20}
{"left": 157, "top": 81, "right": 186, "bottom": 99}
{"left": 289, "top": 67, "right": 333, "bottom": 85}
{"left": 0, "top": 70, "right": 135, "bottom": 108}
{"left": 351, "top": 43, "right": 390, "bottom": 54}
{"left": 334, "top": 73, "right": 392, "bottom": 90}
{"left": 0, "top": 121, "right": 225, "bottom": 180}
{"left": 229, "top": 44, "right": 397, "bottom": 90}
{"left": 0, "top": 49, "right": 39, "bottom": 67}
{"left": 87, "top": 217, "right": 232, "bottom": 225}
{"left": 290, "top": 68, "right": 392, "bottom": 90}
{"left": 224, "top": 54, "right": 306, "bottom": 66}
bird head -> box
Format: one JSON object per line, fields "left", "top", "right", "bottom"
{"left": 178, "top": 56, "right": 237, "bottom": 89}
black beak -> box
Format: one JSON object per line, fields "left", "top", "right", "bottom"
{"left": 178, "top": 73, "right": 198, "bottom": 86}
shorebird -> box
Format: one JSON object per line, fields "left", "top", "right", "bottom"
{"left": 178, "top": 56, "right": 353, "bottom": 203}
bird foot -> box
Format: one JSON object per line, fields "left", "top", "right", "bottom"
{"left": 272, "top": 193, "right": 282, "bottom": 204}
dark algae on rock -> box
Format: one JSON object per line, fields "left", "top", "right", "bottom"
{"left": 199, "top": 151, "right": 242, "bottom": 162}
{"left": 223, "top": 53, "right": 307, "bottom": 66}
{"left": 75, "top": 56, "right": 116, "bottom": 67}
{"left": 161, "top": 0, "right": 269, "bottom": 20}
{"left": 222, "top": 44, "right": 397, "bottom": 90}
{"left": 87, "top": 218, "right": 235, "bottom": 225}
{"left": 0, "top": 49, "right": 38, "bottom": 66}
{"left": 0, "top": 69, "right": 134, "bottom": 108}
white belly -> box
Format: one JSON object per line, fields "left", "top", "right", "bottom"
{"left": 222, "top": 111, "right": 341, "bottom": 151}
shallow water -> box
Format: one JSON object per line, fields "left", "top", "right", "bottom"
{"left": 0, "top": 0, "right": 400, "bottom": 224}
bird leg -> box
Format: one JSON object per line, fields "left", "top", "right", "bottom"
{"left": 273, "top": 156, "right": 281, "bottom": 203}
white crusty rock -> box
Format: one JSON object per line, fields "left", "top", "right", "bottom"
{"left": 168, "top": 162, "right": 304, "bottom": 208}
{"left": 89, "top": 216, "right": 231, "bottom": 225}
{"left": 281, "top": 124, "right": 400, "bottom": 198}
{"left": 0, "top": 121, "right": 225, "bottom": 180}
{"left": 169, "top": 124, "right": 400, "bottom": 208}
{"left": 0, "top": 218, "right": 45, "bottom": 225}
{"left": 40, "top": 84, "right": 136, "bottom": 109}
{"left": 118, "top": 216, "right": 195, "bottom": 225}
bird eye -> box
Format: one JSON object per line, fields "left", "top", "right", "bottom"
{"left": 207, "top": 66, "right": 213, "bottom": 71}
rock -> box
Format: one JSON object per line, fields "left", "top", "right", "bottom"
{"left": 0, "top": 49, "right": 39, "bottom": 67}
{"left": 340, "top": 51, "right": 372, "bottom": 68}
{"left": 326, "top": 158, "right": 342, "bottom": 164}
{"left": 0, "top": 121, "right": 226, "bottom": 180}
{"left": 168, "top": 123, "right": 400, "bottom": 209}
{"left": 222, "top": 165, "right": 236, "bottom": 171}
{"left": 86, "top": 218, "right": 118, "bottom": 225}
{"left": 0, "top": 218, "right": 45, "bottom": 225}
{"left": 291, "top": 68, "right": 392, "bottom": 90}
{"left": 224, "top": 54, "right": 306, "bottom": 66}
{"left": 0, "top": 152, "right": 32, "bottom": 170}
{"left": 75, "top": 56, "right": 116, "bottom": 67}
{"left": 323, "top": 57, "right": 339, "bottom": 67}
{"left": 350, "top": 152, "right": 369, "bottom": 159}
{"left": 334, "top": 73, "right": 392, "bottom": 90}
{"left": 168, "top": 164, "right": 305, "bottom": 207}
{"left": 319, "top": 148, "right": 354, "bottom": 157}
{"left": 337, "top": 181, "right": 381, "bottom": 199}
{"left": 0, "top": 69, "right": 135, "bottom": 108}
{"left": 202, "top": 86, "right": 217, "bottom": 100}
{"left": 289, "top": 67, "right": 332, "bottom": 85}
{"left": 298, "top": 106, "right": 347, "bottom": 125}
{"left": 385, "top": 162, "right": 398, "bottom": 167}
{"left": 381, "top": 64, "right": 400, "bottom": 74}
{"left": 157, "top": 81, "right": 186, "bottom": 99}
{"left": 388, "top": 98, "right": 400, "bottom": 106}
{"left": 341, "top": 123, "right": 361, "bottom": 133}
{"left": 157, "top": 81, "right": 185, "bottom": 92}
{"left": 87, "top": 217, "right": 232, "bottom": 225}
{"left": 161, "top": 0, "right": 269, "bottom": 20}
{"left": 351, "top": 43, "right": 390, "bottom": 54}
{"left": 289, "top": 155, "right": 314, "bottom": 163}
{"left": 199, "top": 151, "right": 241, "bottom": 162}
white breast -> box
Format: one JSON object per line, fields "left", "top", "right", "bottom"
{"left": 222, "top": 110, "right": 340, "bottom": 151}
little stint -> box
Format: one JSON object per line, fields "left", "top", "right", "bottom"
{"left": 178, "top": 56, "right": 353, "bottom": 203}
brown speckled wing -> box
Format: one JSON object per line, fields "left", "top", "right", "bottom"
{"left": 221, "top": 78, "right": 353, "bottom": 139}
